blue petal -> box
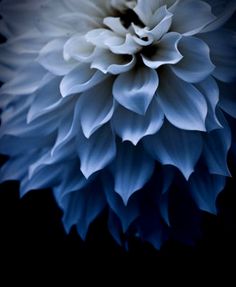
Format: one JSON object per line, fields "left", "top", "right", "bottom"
{"left": 171, "top": 36, "right": 215, "bottom": 83}
{"left": 195, "top": 77, "right": 222, "bottom": 131}
{"left": 77, "top": 125, "right": 116, "bottom": 179}
{"left": 218, "top": 80, "right": 236, "bottom": 118}
{"left": 77, "top": 78, "right": 114, "bottom": 138}
{"left": 157, "top": 68, "right": 207, "bottom": 131}
{"left": 60, "top": 63, "right": 107, "bottom": 97}
{"left": 113, "top": 66, "right": 159, "bottom": 115}
{"left": 112, "top": 142, "right": 155, "bottom": 205}
{"left": 189, "top": 171, "right": 226, "bottom": 214}
{"left": 111, "top": 99, "right": 164, "bottom": 145}
{"left": 143, "top": 122, "right": 203, "bottom": 179}
{"left": 61, "top": 181, "right": 106, "bottom": 239}
{"left": 102, "top": 172, "right": 139, "bottom": 232}
{"left": 171, "top": 0, "right": 216, "bottom": 36}
{"left": 203, "top": 111, "right": 231, "bottom": 176}
{"left": 200, "top": 29, "right": 236, "bottom": 82}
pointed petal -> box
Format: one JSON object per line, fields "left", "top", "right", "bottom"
{"left": 171, "top": 36, "right": 215, "bottom": 83}
{"left": 102, "top": 173, "right": 139, "bottom": 232}
{"left": 200, "top": 29, "right": 236, "bottom": 82}
{"left": 77, "top": 125, "right": 116, "bottom": 179}
{"left": 171, "top": 0, "right": 216, "bottom": 36}
{"left": 203, "top": 112, "right": 231, "bottom": 176}
{"left": 189, "top": 172, "right": 226, "bottom": 214}
{"left": 113, "top": 66, "right": 159, "bottom": 115}
{"left": 112, "top": 142, "right": 155, "bottom": 205}
{"left": 143, "top": 122, "right": 203, "bottom": 179}
{"left": 62, "top": 182, "right": 106, "bottom": 239}
{"left": 0, "top": 62, "right": 46, "bottom": 95}
{"left": 195, "top": 77, "right": 222, "bottom": 131}
{"left": 60, "top": 63, "right": 107, "bottom": 97}
{"left": 37, "top": 38, "right": 77, "bottom": 76}
{"left": 77, "top": 78, "right": 114, "bottom": 138}
{"left": 157, "top": 68, "right": 207, "bottom": 131}
{"left": 112, "top": 99, "right": 164, "bottom": 145}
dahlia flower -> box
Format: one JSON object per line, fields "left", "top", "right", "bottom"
{"left": 0, "top": 0, "right": 236, "bottom": 249}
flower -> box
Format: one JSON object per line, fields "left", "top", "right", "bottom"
{"left": 0, "top": 0, "right": 236, "bottom": 249}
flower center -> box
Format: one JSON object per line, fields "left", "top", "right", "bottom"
{"left": 117, "top": 8, "right": 145, "bottom": 29}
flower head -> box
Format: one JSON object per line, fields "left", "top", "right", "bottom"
{"left": 0, "top": 0, "right": 236, "bottom": 248}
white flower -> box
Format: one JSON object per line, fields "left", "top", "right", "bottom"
{"left": 0, "top": 0, "right": 236, "bottom": 248}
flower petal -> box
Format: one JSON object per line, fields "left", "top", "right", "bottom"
{"left": 200, "top": 29, "right": 236, "bottom": 82}
{"left": 189, "top": 171, "right": 225, "bottom": 214}
{"left": 113, "top": 66, "right": 159, "bottom": 115}
{"left": 170, "top": 36, "right": 215, "bottom": 83}
{"left": 142, "top": 32, "right": 182, "bottom": 69}
{"left": 203, "top": 112, "right": 231, "bottom": 176}
{"left": 37, "top": 38, "right": 77, "bottom": 76}
{"left": 77, "top": 78, "right": 114, "bottom": 138}
{"left": 91, "top": 49, "right": 136, "bottom": 75}
{"left": 60, "top": 63, "right": 107, "bottom": 97}
{"left": 171, "top": 0, "right": 216, "bottom": 36}
{"left": 143, "top": 122, "right": 203, "bottom": 179}
{"left": 77, "top": 125, "right": 116, "bottom": 179}
{"left": 112, "top": 142, "right": 155, "bottom": 205}
{"left": 195, "top": 77, "right": 222, "bottom": 131}
{"left": 112, "top": 99, "right": 164, "bottom": 145}
{"left": 157, "top": 68, "right": 207, "bottom": 131}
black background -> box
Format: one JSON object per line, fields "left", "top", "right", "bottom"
{"left": 0, "top": 159, "right": 236, "bottom": 261}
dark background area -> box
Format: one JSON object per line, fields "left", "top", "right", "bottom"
{"left": 0, "top": 159, "right": 235, "bottom": 261}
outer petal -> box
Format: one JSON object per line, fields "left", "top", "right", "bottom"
{"left": 77, "top": 125, "right": 116, "bottom": 179}
{"left": 77, "top": 78, "right": 114, "bottom": 138}
{"left": 37, "top": 38, "right": 77, "bottom": 76}
{"left": 156, "top": 68, "right": 207, "bottom": 131}
{"left": 61, "top": 181, "right": 106, "bottom": 239}
{"left": 200, "top": 29, "right": 236, "bottom": 82}
{"left": 203, "top": 112, "right": 231, "bottom": 176}
{"left": 60, "top": 63, "right": 107, "bottom": 97}
{"left": 113, "top": 66, "right": 159, "bottom": 115}
{"left": 195, "top": 77, "right": 221, "bottom": 131}
{"left": 189, "top": 171, "right": 226, "bottom": 214}
{"left": 218, "top": 81, "right": 236, "bottom": 118}
{"left": 143, "top": 122, "right": 203, "bottom": 179}
{"left": 112, "top": 99, "right": 164, "bottom": 145}
{"left": 112, "top": 142, "right": 155, "bottom": 205}
{"left": 171, "top": 0, "right": 216, "bottom": 36}
{"left": 170, "top": 36, "right": 215, "bottom": 83}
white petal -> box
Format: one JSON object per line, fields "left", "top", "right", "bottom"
{"left": 142, "top": 32, "right": 182, "bottom": 69}
{"left": 113, "top": 66, "right": 159, "bottom": 115}
{"left": 77, "top": 78, "right": 115, "bottom": 138}
{"left": 60, "top": 63, "right": 107, "bottom": 97}
{"left": 143, "top": 122, "right": 203, "bottom": 179}
{"left": 77, "top": 125, "right": 116, "bottom": 178}
{"left": 195, "top": 77, "right": 222, "bottom": 131}
{"left": 157, "top": 68, "right": 207, "bottom": 131}
{"left": 37, "top": 38, "right": 77, "bottom": 76}
{"left": 112, "top": 142, "right": 155, "bottom": 205}
{"left": 171, "top": 0, "right": 216, "bottom": 36}
{"left": 112, "top": 99, "right": 164, "bottom": 145}
{"left": 103, "top": 17, "right": 127, "bottom": 36}
{"left": 170, "top": 36, "right": 215, "bottom": 83}
{"left": 0, "top": 62, "right": 46, "bottom": 95}
{"left": 63, "top": 34, "right": 95, "bottom": 62}
{"left": 91, "top": 49, "right": 136, "bottom": 75}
